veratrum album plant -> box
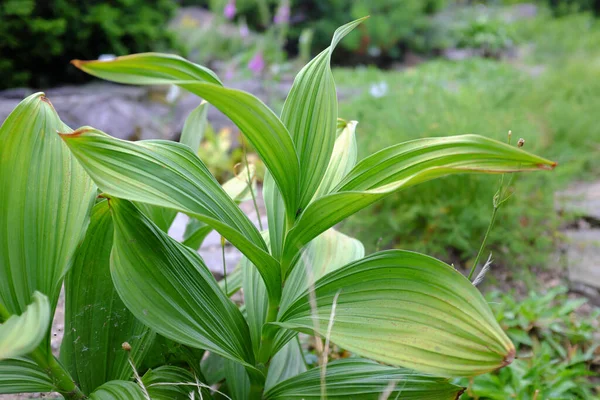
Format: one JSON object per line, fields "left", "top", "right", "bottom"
{"left": 0, "top": 18, "right": 556, "bottom": 399}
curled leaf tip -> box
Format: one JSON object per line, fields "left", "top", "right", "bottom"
{"left": 501, "top": 347, "right": 516, "bottom": 368}
{"left": 455, "top": 388, "right": 467, "bottom": 400}
{"left": 57, "top": 127, "right": 91, "bottom": 139}
{"left": 539, "top": 161, "right": 558, "bottom": 170}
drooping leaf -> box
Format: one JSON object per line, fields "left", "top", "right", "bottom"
{"left": 276, "top": 250, "right": 515, "bottom": 377}
{"left": 264, "top": 358, "right": 465, "bottom": 399}
{"left": 89, "top": 380, "right": 146, "bottom": 400}
{"left": 61, "top": 200, "right": 154, "bottom": 394}
{"left": 143, "top": 366, "right": 208, "bottom": 400}
{"left": 264, "top": 338, "right": 307, "bottom": 391}
{"left": 0, "top": 93, "right": 96, "bottom": 315}
{"left": 72, "top": 53, "right": 222, "bottom": 86}
{"left": 281, "top": 18, "right": 366, "bottom": 209}
{"left": 282, "top": 134, "right": 557, "bottom": 270}
{"left": 180, "top": 101, "right": 208, "bottom": 154}
{"left": 0, "top": 357, "right": 54, "bottom": 394}
{"left": 73, "top": 54, "right": 300, "bottom": 223}
{"left": 183, "top": 165, "right": 256, "bottom": 250}
{"left": 60, "top": 129, "right": 281, "bottom": 302}
{"left": 311, "top": 120, "right": 358, "bottom": 200}
{"left": 0, "top": 292, "right": 50, "bottom": 360}
{"left": 108, "top": 198, "right": 255, "bottom": 367}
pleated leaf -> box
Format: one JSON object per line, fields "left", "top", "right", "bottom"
{"left": 60, "top": 129, "right": 281, "bottom": 302}
{"left": 61, "top": 200, "right": 154, "bottom": 394}
{"left": 180, "top": 100, "right": 208, "bottom": 154}
{"left": 0, "top": 292, "right": 50, "bottom": 360}
{"left": 89, "top": 380, "right": 146, "bottom": 400}
{"left": 108, "top": 198, "right": 255, "bottom": 367}
{"left": 0, "top": 357, "right": 54, "bottom": 394}
{"left": 312, "top": 120, "right": 358, "bottom": 200}
{"left": 281, "top": 18, "right": 366, "bottom": 209}
{"left": 282, "top": 134, "right": 557, "bottom": 269}
{"left": 223, "top": 358, "right": 250, "bottom": 400}
{"left": 273, "top": 229, "right": 364, "bottom": 355}
{"left": 276, "top": 250, "right": 515, "bottom": 377}
{"left": 264, "top": 338, "right": 307, "bottom": 391}
{"left": 264, "top": 359, "right": 465, "bottom": 400}
{"left": 73, "top": 54, "right": 300, "bottom": 223}
{"left": 0, "top": 93, "right": 96, "bottom": 315}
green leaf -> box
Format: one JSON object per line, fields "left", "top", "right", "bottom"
{"left": 180, "top": 100, "right": 208, "bottom": 154}
{"left": 108, "top": 198, "right": 255, "bottom": 367}
{"left": 242, "top": 251, "right": 269, "bottom": 359}
{"left": 73, "top": 54, "right": 300, "bottom": 223}
{"left": 201, "top": 352, "right": 226, "bottom": 385}
{"left": 183, "top": 165, "right": 256, "bottom": 250}
{"left": 282, "top": 134, "right": 557, "bottom": 270}
{"left": 0, "top": 93, "right": 96, "bottom": 315}
{"left": 89, "top": 380, "right": 146, "bottom": 400}
{"left": 0, "top": 357, "right": 54, "bottom": 394}
{"left": 72, "top": 53, "right": 222, "bottom": 86}
{"left": 282, "top": 18, "right": 366, "bottom": 209}
{"left": 223, "top": 358, "right": 250, "bottom": 399}
{"left": 60, "top": 129, "right": 281, "bottom": 302}
{"left": 264, "top": 338, "right": 307, "bottom": 391}
{"left": 276, "top": 250, "right": 515, "bottom": 377}
{"left": 312, "top": 120, "right": 358, "bottom": 200}
{"left": 61, "top": 200, "right": 154, "bottom": 394}
{"left": 263, "top": 171, "right": 287, "bottom": 260}
{"left": 0, "top": 292, "right": 50, "bottom": 360}
{"left": 143, "top": 366, "right": 206, "bottom": 400}
{"left": 264, "top": 358, "right": 465, "bottom": 399}
{"left": 273, "top": 229, "right": 364, "bottom": 354}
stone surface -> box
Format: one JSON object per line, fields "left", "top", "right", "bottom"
{"left": 556, "top": 181, "right": 600, "bottom": 221}
{"left": 564, "top": 229, "right": 600, "bottom": 290}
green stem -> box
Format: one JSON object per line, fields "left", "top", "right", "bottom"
{"left": 30, "top": 348, "right": 86, "bottom": 399}
{"left": 468, "top": 206, "right": 498, "bottom": 281}
{"left": 256, "top": 301, "right": 280, "bottom": 365}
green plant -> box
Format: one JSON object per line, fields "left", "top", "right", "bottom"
{"left": 0, "top": 0, "right": 177, "bottom": 89}
{"left": 1, "top": 19, "right": 557, "bottom": 399}
{"left": 462, "top": 287, "right": 600, "bottom": 399}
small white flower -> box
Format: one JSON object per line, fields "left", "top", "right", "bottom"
{"left": 369, "top": 81, "right": 389, "bottom": 98}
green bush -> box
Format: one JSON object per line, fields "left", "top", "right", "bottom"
{"left": 0, "top": 0, "right": 178, "bottom": 89}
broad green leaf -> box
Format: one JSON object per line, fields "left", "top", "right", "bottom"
{"left": 276, "top": 250, "right": 515, "bottom": 377}
{"left": 72, "top": 53, "right": 221, "bottom": 85}
{"left": 89, "top": 380, "right": 146, "bottom": 400}
{"left": 311, "top": 120, "right": 358, "bottom": 200}
{"left": 61, "top": 201, "right": 154, "bottom": 394}
{"left": 183, "top": 165, "right": 256, "bottom": 250}
{"left": 201, "top": 352, "right": 226, "bottom": 385}
{"left": 143, "top": 366, "right": 207, "bottom": 400}
{"left": 0, "top": 357, "right": 54, "bottom": 394}
{"left": 282, "top": 134, "right": 557, "bottom": 270}
{"left": 135, "top": 202, "right": 177, "bottom": 232}
{"left": 73, "top": 54, "right": 300, "bottom": 222}
{"left": 180, "top": 101, "right": 208, "bottom": 154}
{"left": 223, "top": 358, "right": 250, "bottom": 399}
{"left": 263, "top": 171, "right": 287, "bottom": 260}
{"left": 281, "top": 18, "right": 366, "bottom": 209}
{"left": 0, "top": 93, "right": 96, "bottom": 315}
{"left": 60, "top": 129, "right": 281, "bottom": 302}
{"left": 242, "top": 253, "right": 269, "bottom": 359}
{"left": 264, "top": 358, "right": 465, "bottom": 399}
{"left": 0, "top": 292, "right": 50, "bottom": 360}
{"left": 108, "top": 198, "right": 255, "bottom": 367}
{"left": 264, "top": 338, "right": 307, "bottom": 391}
{"left": 273, "top": 229, "right": 364, "bottom": 355}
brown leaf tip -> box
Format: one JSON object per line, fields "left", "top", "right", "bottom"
{"left": 455, "top": 388, "right": 467, "bottom": 399}
{"left": 501, "top": 347, "right": 516, "bottom": 368}
{"left": 71, "top": 59, "right": 85, "bottom": 68}
{"left": 40, "top": 94, "right": 55, "bottom": 110}
{"left": 57, "top": 127, "right": 91, "bottom": 139}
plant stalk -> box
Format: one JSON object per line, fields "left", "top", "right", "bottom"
{"left": 468, "top": 206, "right": 498, "bottom": 281}
{"left": 30, "top": 348, "right": 86, "bottom": 399}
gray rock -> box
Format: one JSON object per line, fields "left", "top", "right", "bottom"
{"left": 564, "top": 229, "right": 600, "bottom": 290}
{"left": 556, "top": 181, "right": 600, "bottom": 221}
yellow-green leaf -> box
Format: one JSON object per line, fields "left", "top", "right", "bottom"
{"left": 277, "top": 250, "right": 515, "bottom": 377}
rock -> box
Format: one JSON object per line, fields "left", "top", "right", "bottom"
{"left": 556, "top": 181, "right": 600, "bottom": 221}
{"left": 564, "top": 229, "right": 600, "bottom": 290}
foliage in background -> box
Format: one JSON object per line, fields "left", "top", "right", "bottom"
{"left": 0, "top": 0, "right": 177, "bottom": 89}
{"left": 335, "top": 11, "right": 600, "bottom": 269}
{"left": 463, "top": 287, "right": 600, "bottom": 399}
